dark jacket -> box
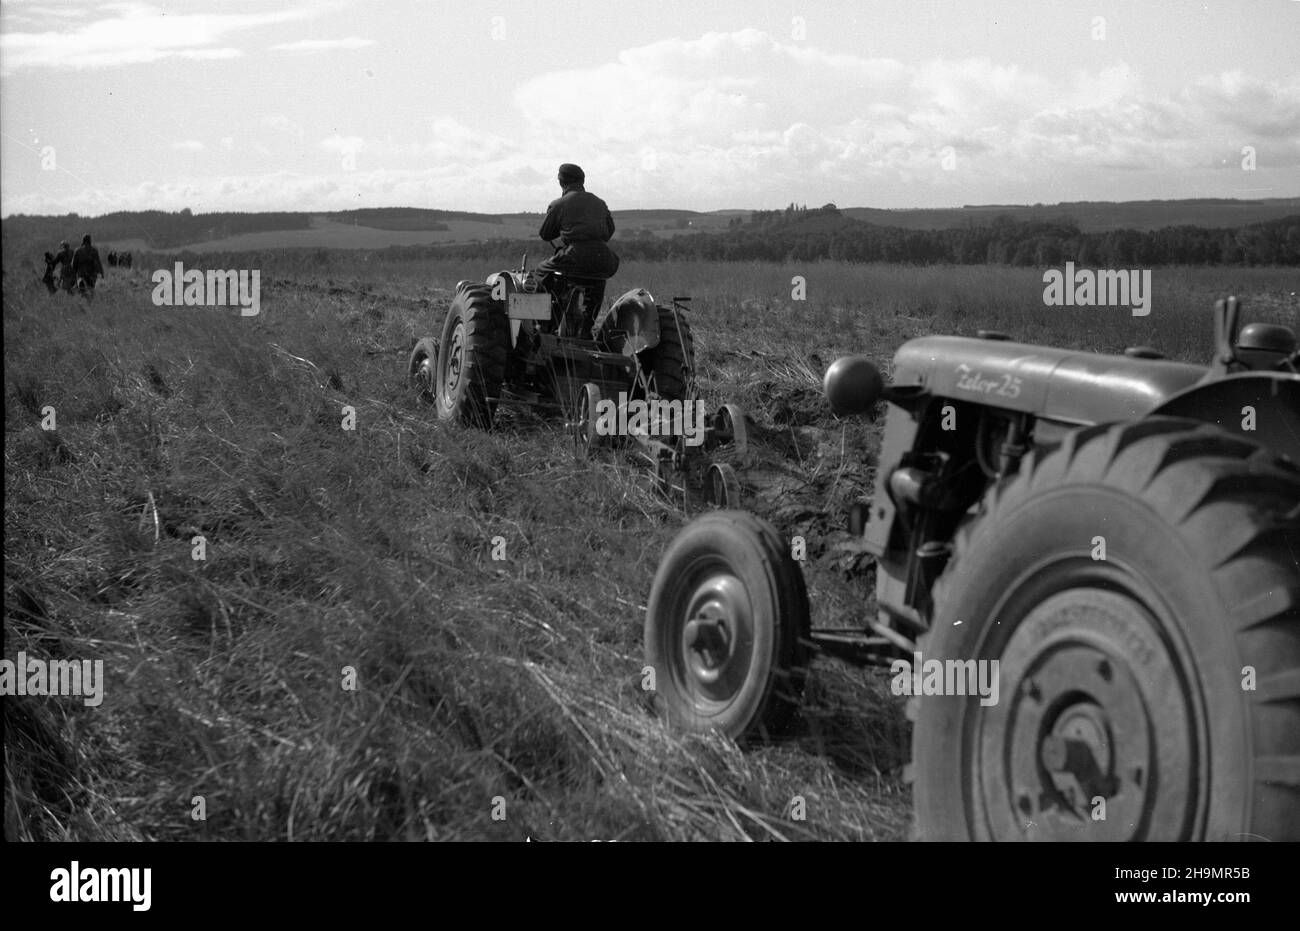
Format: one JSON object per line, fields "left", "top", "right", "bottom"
{"left": 539, "top": 186, "right": 615, "bottom": 245}
{"left": 54, "top": 246, "right": 74, "bottom": 279}
{"left": 72, "top": 244, "right": 105, "bottom": 283}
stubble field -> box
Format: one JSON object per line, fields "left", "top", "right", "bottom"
{"left": 4, "top": 243, "right": 1296, "bottom": 841}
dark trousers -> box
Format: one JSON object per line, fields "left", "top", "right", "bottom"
{"left": 534, "top": 240, "right": 619, "bottom": 280}
{"left": 530, "top": 242, "right": 619, "bottom": 334}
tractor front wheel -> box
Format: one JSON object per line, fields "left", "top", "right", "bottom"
{"left": 646, "top": 510, "right": 810, "bottom": 741}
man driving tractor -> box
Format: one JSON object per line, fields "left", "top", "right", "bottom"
{"left": 530, "top": 164, "right": 619, "bottom": 310}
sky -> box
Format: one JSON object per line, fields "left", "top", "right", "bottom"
{"left": 1, "top": 0, "right": 1298, "bottom": 217}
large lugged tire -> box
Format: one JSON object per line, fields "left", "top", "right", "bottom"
{"left": 911, "top": 418, "right": 1300, "bottom": 841}
{"left": 642, "top": 304, "right": 694, "bottom": 402}
{"left": 436, "top": 285, "right": 509, "bottom": 427}
{"left": 645, "top": 511, "right": 810, "bottom": 740}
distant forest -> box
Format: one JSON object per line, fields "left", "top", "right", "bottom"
{"left": 1, "top": 207, "right": 502, "bottom": 247}
{"left": 5, "top": 209, "right": 314, "bottom": 247}
{"left": 7, "top": 203, "right": 1299, "bottom": 266}
{"left": 434, "top": 203, "right": 1300, "bottom": 267}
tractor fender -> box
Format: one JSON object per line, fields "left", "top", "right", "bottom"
{"left": 598, "top": 288, "right": 660, "bottom": 355}
{"left": 483, "top": 271, "right": 520, "bottom": 302}
{"left": 1151, "top": 372, "right": 1300, "bottom": 463}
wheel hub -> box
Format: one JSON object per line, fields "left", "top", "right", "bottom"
{"left": 685, "top": 610, "right": 731, "bottom": 673}
{"left": 1039, "top": 702, "right": 1118, "bottom": 811}
{"left": 677, "top": 570, "right": 753, "bottom": 701}
{"left": 443, "top": 321, "right": 465, "bottom": 403}
{"left": 416, "top": 356, "right": 433, "bottom": 393}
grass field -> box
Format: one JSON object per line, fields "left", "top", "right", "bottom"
{"left": 4, "top": 244, "right": 1297, "bottom": 841}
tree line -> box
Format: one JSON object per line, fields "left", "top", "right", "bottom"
{"left": 8, "top": 203, "right": 1297, "bottom": 266}
{"left": 2, "top": 207, "right": 493, "bottom": 248}
{"left": 431, "top": 203, "right": 1300, "bottom": 267}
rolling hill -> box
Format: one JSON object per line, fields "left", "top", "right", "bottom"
{"left": 3, "top": 198, "right": 1297, "bottom": 255}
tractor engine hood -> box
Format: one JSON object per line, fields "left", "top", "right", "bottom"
{"left": 892, "top": 336, "right": 1207, "bottom": 425}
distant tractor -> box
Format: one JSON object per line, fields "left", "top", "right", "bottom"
{"left": 646, "top": 297, "right": 1300, "bottom": 840}
{"left": 409, "top": 252, "right": 749, "bottom": 504}
{"left": 410, "top": 251, "right": 690, "bottom": 425}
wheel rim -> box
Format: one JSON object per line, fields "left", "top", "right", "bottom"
{"left": 969, "top": 570, "right": 1199, "bottom": 840}
{"left": 667, "top": 558, "right": 756, "bottom": 717}
{"left": 413, "top": 351, "right": 434, "bottom": 399}
{"left": 576, "top": 385, "right": 600, "bottom": 453}
{"left": 718, "top": 404, "right": 748, "bottom": 457}
{"left": 440, "top": 320, "right": 466, "bottom": 412}
{"left": 708, "top": 463, "right": 739, "bottom": 507}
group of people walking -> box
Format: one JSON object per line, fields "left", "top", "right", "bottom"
{"left": 42, "top": 234, "right": 106, "bottom": 297}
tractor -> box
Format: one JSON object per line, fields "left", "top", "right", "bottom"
{"left": 409, "top": 251, "right": 691, "bottom": 429}
{"left": 409, "top": 252, "right": 749, "bottom": 506}
{"left": 645, "top": 296, "right": 1300, "bottom": 840}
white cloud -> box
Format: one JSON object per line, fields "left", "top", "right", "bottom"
{"left": 172, "top": 140, "right": 205, "bottom": 152}
{"left": 503, "top": 30, "right": 1300, "bottom": 205}
{"left": 5, "top": 28, "right": 1297, "bottom": 214}
{"left": 0, "top": 3, "right": 315, "bottom": 73}
{"left": 320, "top": 134, "right": 365, "bottom": 153}
{"left": 269, "top": 37, "right": 375, "bottom": 53}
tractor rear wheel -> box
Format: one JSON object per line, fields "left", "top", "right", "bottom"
{"left": 642, "top": 304, "right": 694, "bottom": 402}
{"left": 911, "top": 418, "right": 1300, "bottom": 841}
{"left": 436, "top": 285, "right": 509, "bottom": 428}
{"left": 646, "top": 510, "right": 810, "bottom": 741}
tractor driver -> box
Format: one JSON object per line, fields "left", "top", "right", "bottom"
{"left": 531, "top": 163, "right": 619, "bottom": 289}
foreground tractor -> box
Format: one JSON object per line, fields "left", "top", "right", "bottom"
{"left": 646, "top": 297, "right": 1300, "bottom": 840}
{"left": 409, "top": 253, "right": 750, "bottom": 505}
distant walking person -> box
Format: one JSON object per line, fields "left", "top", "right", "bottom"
{"left": 54, "top": 240, "right": 75, "bottom": 293}
{"left": 72, "top": 234, "right": 105, "bottom": 297}
{"left": 533, "top": 163, "right": 619, "bottom": 284}
{"left": 41, "top": 251, "right": 59, "bottom": 294}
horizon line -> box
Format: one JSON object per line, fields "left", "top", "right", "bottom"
{"left": 5, "top": 194, "right": 1300, "bottom": 222}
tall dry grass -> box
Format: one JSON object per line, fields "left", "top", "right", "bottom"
{"left": 4, "top": 239, "right": 1294, "bottom": 841}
